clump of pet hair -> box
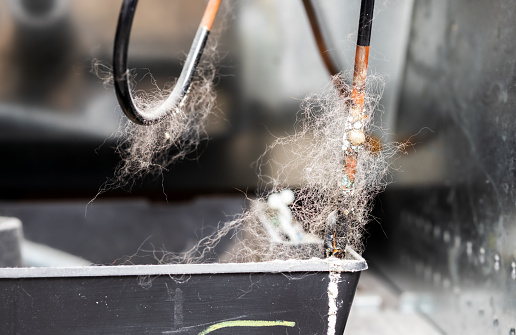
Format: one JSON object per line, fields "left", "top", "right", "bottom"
{"left": 161, "top": 71, "right": 398, "bottom": 264}
{"left": 91, "top": 38, "right": 220, "bottom": 195}
{"left": 255, "top": 71, "right": 394, "bottom": 255}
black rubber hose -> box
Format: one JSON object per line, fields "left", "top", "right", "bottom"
{"left": 113, "top": 0, "right": 210, "bottom": 125}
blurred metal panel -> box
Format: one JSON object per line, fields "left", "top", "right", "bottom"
{"left": 382, "top": 0, "right": 516, "bottom": 333}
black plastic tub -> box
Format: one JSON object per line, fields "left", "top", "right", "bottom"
{"left": 0, "top": 247, "right": 366, "bottom": 335}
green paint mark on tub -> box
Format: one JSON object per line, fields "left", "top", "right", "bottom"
{"left": 198, "top": 320, "right": 296, "bottom": 334}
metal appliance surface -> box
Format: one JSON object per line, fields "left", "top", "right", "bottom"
{"left": 375, "top": 0, "right": 516, "bottom": 333}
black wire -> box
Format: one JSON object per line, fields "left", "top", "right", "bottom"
{"left": 113, "top": 0, "right": 138, "bottom": 124}
{"left": 113, "top": 0, "right": 210, "bottom": 125}
{"left": 357, "top": 0, "right": 375, "bottom": 47}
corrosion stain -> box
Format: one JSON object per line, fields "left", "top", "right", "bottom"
{"left": 351, "top": 45, "right": 370, "bottom": 117}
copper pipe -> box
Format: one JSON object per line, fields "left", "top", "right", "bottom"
{"left": 200, "top": 0, "right": 222, "bottom": 30}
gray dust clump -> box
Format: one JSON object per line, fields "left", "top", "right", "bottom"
{"left": 162, "top": 72, "right": 400, "bottom": 264}
{"left": 91, "top": 39, "right": 219, "bottom": 196}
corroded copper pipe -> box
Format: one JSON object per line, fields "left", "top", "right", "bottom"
{"left": 342, "top": 0, "right": 374, "bottom": 192}
{"left": 331, "top": 0, "right": 375, "bottom": 257}
{"left": 343, "top": 0, "right": 375, "bottom": 188}
{"left": 341, "top": 45, "right": 369, "bottom": 188}
{"left": 351, "top": 0, "right": 374, "bottom": 117}
{"left": 350, "top": 45, "right": 370, "bottom": 118}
